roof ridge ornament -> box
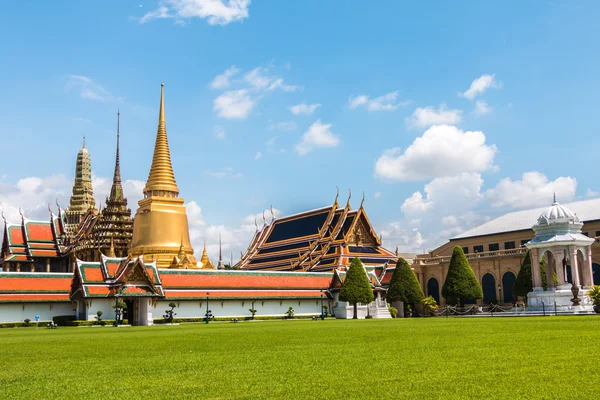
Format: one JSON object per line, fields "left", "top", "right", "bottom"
{"left": 254, "top": 218, "right": 258, "bottom": 231}
{"left": 262, "top": 210, "right": 267, "bottom": 226}
{"left": 18, "top": 207, "right": 24, "bottom": 221}
{"left": 270, "top": 205, "right": 275, "bottom": 222}
{"left": 346, "top": 189, "right": 352, "bottom": 208}
{"left": 360, "top": 191, "right": 365, "bottom": 209}
{"left": 335, "top": 186, "right": 339, "bottom": 205}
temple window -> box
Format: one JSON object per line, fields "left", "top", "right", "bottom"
{"left": 474, "top": 245, "right": 484, "bottom": 253}
{"left": 462, "top": 246, "right": 469, "bottom": 254}
{"left": 520, "top": 239, "right": 529, "bottom": 247}
{"left": 504, "top": 241, "right": 516, "bottom": 250}
{"left": 582, "top": 232, "right": 589, "bottom": 237}
{"left": 595, "top": 231, "right": 600, "bottom": 237}
{"left": 489, "top": 243, "right": 499, "bottom": 252}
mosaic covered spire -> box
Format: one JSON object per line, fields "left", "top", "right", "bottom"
{"left": 66, "top": 138, "right": 96, "bottom": 233}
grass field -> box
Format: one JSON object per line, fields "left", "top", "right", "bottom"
{"left": 1, "top": 317, "right": 599, "bottom": 399}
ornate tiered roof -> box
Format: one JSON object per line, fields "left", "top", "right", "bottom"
{"left": 1, "top": 207, "right": 67, "bottom": 264}
{"left": 0, "top": 272, "right": 72, "bottom": 302}
{"left": 70, "top": 255, "right": 164, "bottom": 299}
{"left": 65, "top": 138, "right": 96, "bottom": 237}
{"left": 237, "top": 193, "right": 396, "bottom": 272}
{"left": 88, "top": 112, "right": 133, "bottom": 257}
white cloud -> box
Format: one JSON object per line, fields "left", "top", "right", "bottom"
{"left": 379, "top": 221, "right": 426, "bottom": 254}
{"left": 474, "top": 100, "right": 491, "bottom": 115}
{"left": 139, "top": 0, "right": 250, "bottom": 25}
{"left": 213, "top": 126, "right": 226, "bottom": 140}
{"left": 374, "top": 192, "right": 381, "bottom": 199}
{"left": 461, "top": 74, "right": 501, "bottom": 100}
{"left": 485, "top": 172, "right": 577, "bottom": 209}
{"left": 348, "top": 91, "right": 410, "bottom": 111}
{"left": 244, "top": 67, "right": 301, "bottom": 92}
{"left": 254, "top": 152, "right": 262, "bottom": 160}
{"left": 401, "top": 173, "right": 484, "bottom": 217}
{"left": 66, "top": 75, "right": 121, "bottom": 102}
{"left": 405, "top": 104, "right": 462, "bottom": 129}
{"left": 210, "top": 65, "right": 239, "bottom": 89}
{"left": 374, "top": 125, "right": 497, "bottom": 181}
{"left": 213, "top": 89, "right": 255, "bottom": 119}
{"left": 289, "top": 103, "right": 320, "bottom": 115}
{"left": 295, "top": 120, "right": 340, "bottom": 156}
{"left": 586, "top": 188, "right": 599, "bottom": 198}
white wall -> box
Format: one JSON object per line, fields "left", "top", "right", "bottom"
{"left": 152, "top": 298, "right": 324, "bottom": 320}
{"left": 0, "top": 302, "right": 75, "bottom": 323}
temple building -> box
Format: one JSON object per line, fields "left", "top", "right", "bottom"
{"left": 85, "top": 112, "right": 134, "bottom": 259}
{"left": 65, "top": 139, "right": 96, "bottom": 237}
{"left": 237, "top": 193, "right": 397, "bottom": 272}
{"left": 0, "top": 206, "right": 70, "bottom": 272}
{"left": 413, "top": 197, "right": 600, "bottom": 306}
{"left": 130, "top": 84, "right": 197, "bottom": 269}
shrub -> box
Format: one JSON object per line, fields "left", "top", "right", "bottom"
{"left": 52, "top": 315, "right": 76, "bottom": 326}
{"left": 248, "top": 308, "right": 257, "bottom": 320}
{"left": 387, "top": 257, "right": 424, "bottom": 315}
{"left": 95, "top": 311, "right": 103, "bottom": 325}
{"left": 23, "top": 319, "right": 31, "bottom": 326}
{"left": 163, "top": 303, "right": 177, "bottom": 323}
{"left": 587, "top": 286, "right": 600, "bottom": 305}
{"left": 285, "top": 306, "right": 294, "bottom": 319}
{"left": 442, "top": 246, "right": 483, "bottom": 306}
{"left": 388, "top": 306, "right": 398, "bottom": 318}
{"left": 514, "top": 251, "right": 533, "bottom": 298}
{"left": 421, "top": 296, "right": 438, "bottom": 315}
{"left": 339, "top": 257, "right": 375, "bottom": 319}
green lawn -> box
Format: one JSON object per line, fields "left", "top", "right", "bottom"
{"left": 1, "top": 317, "right": 599, "bottom": 399}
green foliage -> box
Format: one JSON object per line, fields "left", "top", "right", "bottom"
{"left": 587, "top": 286, "right": 600, "bottom": 305}
{"left": 540, "top": 257, "right": 558, "bottom": 290}
{"left": 248, "top": 308, "right": 257, "bottom": 319}
{"left": 514, "top": 251, "right": 533, "bottom": 297}
{"left": 23, "top": 319, "right": 31, "bottom": 326}
{"left": 52, "top": 315, "right": 76, "bottom": 326}
{"left": 421, "top": 296, "right": 438, "bottom": 314}
{"left": 285, "top": 306, "right": 294, "bottom": 318}
{"left": 387, "top": 257, "right": 424, "bottom": 305}
{"left": 442, "top": 246, "right": 483, "bottom": 305}
{"left": 340, "top": 258, "right": 374, "bottom": 304}
{"left": 95, "top": 311, "right": 104, "bottom": 326}
{"left": 163, "top": 303, "right": 177, "bottom": 323}
{"left": 388, "top": 306, "right": 398, "bottom": 318}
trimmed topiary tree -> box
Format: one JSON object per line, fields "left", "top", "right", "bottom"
{"left": 339, "top": 257, "right": 375, "bottom": 319}
{"left": 514, "top": 252, "right": 558, "bottom": 302}
{"left": 442, "top": 246, "right": 483, "bottom": 307}
{"left": 387, "top": 257, "right": 424, "bottom": 316}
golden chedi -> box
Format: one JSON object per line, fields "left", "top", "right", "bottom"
{"left": 130, "top": 84, "right": 197, "bottom": 269}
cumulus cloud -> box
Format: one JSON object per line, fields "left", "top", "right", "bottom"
{"left": 210, "top": 65, "right": 239, "bottom": 89}
{"left": 461, "top": 74, "right": 501, "bottom": 100}
{"left": 485, "top": 172, "right": 577, "bottom": 209}
{"left": 295, "top": 120, "right": 340, "bottom": 156}
{"left": 374, "top": 192, "right": 381, "bottom": 199}
{"left": 379, "top": 221, "right": 426, "bottom": 254}
{"left": 66, "top": 75, "right": 122, "bottom": 102}
{"left": 405, "top": 104, "right": 462, "bottom": 129}
{"left": 348, "top": 91, "right": 410, "bottom": 111}
{"left": 374, "top": 125, "right": 497, "bottom": 181}
{"left": 243, "top": 67, "right": 301, "bottom": 92}
{"left": 289, "top": 103, "right": 320, "bottom": 115}
{"left": 205, "top": 167, "right": 243, "bottom": 178}
{"left": 139, "top": 0, "right": 250, "bottom": 25}
{"left": 213, "top": 89, "right": 255, "bottom": 119}
{"left": 401, "top": 192, "right": 433, "bottom": 215}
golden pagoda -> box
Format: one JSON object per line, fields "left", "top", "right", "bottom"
{"left": 65, "top": 138, "right": 96, "bottom": 237}
{"left": 130, "top": 84, "right": 197, "bottom": 269}
{"left": 200, "top": 241, "right": 215, "bottom": 270}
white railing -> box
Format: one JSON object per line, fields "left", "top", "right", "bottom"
{"left": 414, "top": 247, "right": 528, "bottom": 266}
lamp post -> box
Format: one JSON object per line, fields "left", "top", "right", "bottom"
{"left": 497, "top": 283, "right": 503, "bottom": 306}
{"left": 320, "top": 290, "right": 324, "bottom": 320}
{"left": 114, "top": 295, "right": 119, "bottom": 327}
{"left": 205, "top": 292, "right": 210, "bottom": 324}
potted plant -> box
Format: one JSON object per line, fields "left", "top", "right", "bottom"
{"left": 587, "top": 285, "right": 600, "bottom": 313}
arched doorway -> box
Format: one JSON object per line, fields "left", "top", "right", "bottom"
{"left": 593, "top": 263, "right": 600, "bottom": 285}
{"left": 502, "top": 272, "right": 517, "bottom": 304}
{"left": 427, "top": 278, "right": 440, "bottom": 305}
{"left": 482, "top": 273, "right": 497, "bottom": 304}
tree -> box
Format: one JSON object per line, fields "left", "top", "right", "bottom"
{"left": 514, "top": 252, "right": 558, "bottom": 301}
{"left": 339, "top": 257, "right": 375, "bottom": 319}
{"left": 163, "top": 302, "right": 177, "bottom": 323}
{"left": 442, "top": 246, "right": 483, "bottom": 307}
{"left": 387, "top": 257, "right": 424, "bottom": 316}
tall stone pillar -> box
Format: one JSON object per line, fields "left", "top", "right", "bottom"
{"left": 16, "top": 262, "right": 21, "bottom": 272}
{"left": 418, "top": 272, "right": 425, "bottom": 293}
{"left": 30, "top": 263, "right": 35, "bottom": 272}
{"left": 531, "top": 248, "right": 543, "bottom": 290}
{"left": 582, "top": 247, "right": 594, "bottom": 287}
{"left": 46, "top": 259, "right": 51, "bottom": 273}
{"left": 553, "top": 249, "right": 565, "bottom": 286}
{"left": 545, "top": 253, "right": 555, "bottom": 290}
{"left": 570, "top": 246, "right": 581, "bottom": 287}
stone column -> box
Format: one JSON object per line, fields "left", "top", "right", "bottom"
{"left": 46, "top": 259, "right": 51, "bottom": 273}
{"left": 531, "top": 248, "right": 543, "bottom": 290}
{"left": 418, "top": 272, "right": 425, "bottom": 293}
{"left": 553, "top": 249, "right": 565, "bottom": 286}
{"left": 16, "top": 262, "right": 21, "bottom": 272}
{"left": 583, "top": 247, "right": 594, "bottom": 287}
{"left": 570, "top": 246, "right": 581, "bottom": 287}
{"left": 30, "top": 263, "right": 35, "bottom": 272}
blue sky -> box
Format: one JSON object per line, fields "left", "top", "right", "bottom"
{"left": 1, "top": 1, "right": 599, "bottom": 260}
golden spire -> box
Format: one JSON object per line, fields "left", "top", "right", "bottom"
{"left": 177, "top": 236, "right": 186, "bottom": 259}
{"left": 107, "top": 236, "right": 116, "bottom": 258}
{"left": 143, "top": 84, "right": 179, "bottom": 197}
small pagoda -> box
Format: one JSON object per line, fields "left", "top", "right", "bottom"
{"left": 65, "top": 137, "right": 96, "bottom": 238}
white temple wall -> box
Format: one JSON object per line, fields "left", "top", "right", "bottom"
{"left": 152, "top": 298, "right": 324, "bottom": 320}
{"left": 85, "top": 298, "right": 118, "bottom": 321}
{"left": 0, "top": 302, "right": 75, "bottom": 323}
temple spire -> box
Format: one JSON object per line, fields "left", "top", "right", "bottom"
{"left": 217, "top": 233, "right": 225, "bottom": 269}
{"left": 109, "top": 111, "right": 124, "bottom": 201}
{"left": 143, "top": 83, "right": 179, "bottom": 197}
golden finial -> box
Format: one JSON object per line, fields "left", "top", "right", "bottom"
{"left": 346, "top": 189, "right": 352, "bottom": 208}
{"left": 143, "top": 83, "right": 179, "bottom": 197}
{"left": 107, "top": 236, "right": 116, "bottom": 258}
{"left": 360, "top": 191, "right": 365, "bottom": 209}
{"left": 270, "top": 205, "right": 275, "bottom": 222}
{"left": 334, "top": 186, "right": 339, "bottom": 205}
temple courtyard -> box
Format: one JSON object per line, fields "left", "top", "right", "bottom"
{"left": 1, "top": 317, "right": 599, "bottom": 399}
